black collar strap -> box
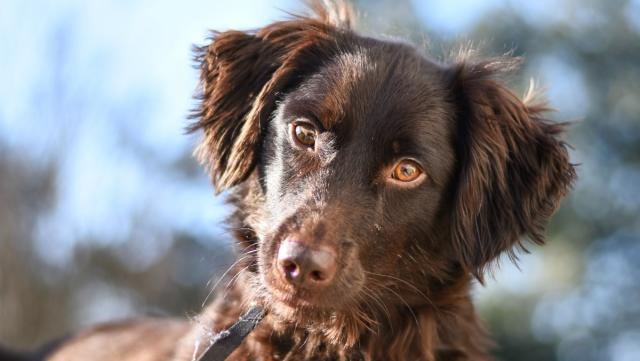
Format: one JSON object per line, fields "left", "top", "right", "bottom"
{"left": 196, "top": 306, "right": 266, "bottom": 361}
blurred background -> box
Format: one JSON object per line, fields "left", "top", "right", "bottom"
{"left": 1, "top": 0, "right": 639, "bottom": 360}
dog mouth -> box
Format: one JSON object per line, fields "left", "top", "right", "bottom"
{"left": 264, "top": 285, "right": 360, "bottom": 327}
{"left": 263, "top": 274, "right": 341, "bottom": 310}
{"left": 268, "top": 287, "right": 322, "bottom": 309}
{"left": 260, "top": 273, "right": 371, "bottom": 332}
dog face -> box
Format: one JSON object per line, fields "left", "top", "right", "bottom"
{"left": 190, "top": 6, "right": 574, "bottom": 346}
{"left": 257, "top": 45, "right": 457, "bottom": 311}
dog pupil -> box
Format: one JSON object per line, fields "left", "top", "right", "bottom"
{"left": 402, "top": 165, "right": 414, "bottom": 177}
{"left": 296, "top": 125, "right": 314, "bottom": 145}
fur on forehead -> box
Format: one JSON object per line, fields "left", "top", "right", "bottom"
{"left": 284, "top": 45, "right": 451, "bottom": 131}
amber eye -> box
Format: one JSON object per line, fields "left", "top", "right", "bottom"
{"left": 391, "top": 160, "right": 424, "bottom": 183}
{"left": 292, "top": 122, "right": 316, "bottom": 148}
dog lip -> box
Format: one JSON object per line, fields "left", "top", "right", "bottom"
{"left": 267, "top": 283, "right": 330, "bottom": 309}
{"left": 274, "top": 294, "right": 315, "bottom": 309}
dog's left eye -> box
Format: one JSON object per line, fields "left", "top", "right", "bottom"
{"left": 291, "top": 122, "right": 317, "bottom": 148}
{"left": 390, "top": 159, "right": 424, "bottom": 183}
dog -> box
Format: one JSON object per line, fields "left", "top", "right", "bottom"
{"left": 2, "top": 1, "right": 575, "bottom": 360}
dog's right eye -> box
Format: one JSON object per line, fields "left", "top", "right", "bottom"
{"left": 291, "top": 122, "right": 317, "bottom": 148}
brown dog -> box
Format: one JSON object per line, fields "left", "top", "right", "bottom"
{"left": 16, "top": 2, "right": 575, "bottom": 361}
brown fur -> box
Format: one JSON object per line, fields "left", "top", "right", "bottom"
{"left": 448, "top": 58, "right": 575, "bottom": 280}
{"left": 34, "top": 2, "right": 575, "bottom": 361}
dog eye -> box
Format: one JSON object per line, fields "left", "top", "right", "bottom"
{"left": 291, "top": 122, "right": 317, "bottom": 148}
{"left": 390, "top": 159, "right": 424, "bottom": 183}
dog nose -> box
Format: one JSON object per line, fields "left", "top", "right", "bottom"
{"left": 277, "top": 239, "right": 337, "bottom": 287}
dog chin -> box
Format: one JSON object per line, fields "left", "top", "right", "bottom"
{"left": 264, "top": 291, "right": 374, "bottom": 348}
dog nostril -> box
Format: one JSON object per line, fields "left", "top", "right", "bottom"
{"left": 282, "top": 260, "right": 299, "bottom": 278}
{"left": 309, "top": 270, "right": 325, "bottom": 282}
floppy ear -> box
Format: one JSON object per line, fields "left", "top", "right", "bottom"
{"left": 448, "top": 58, "right": 576, "bottom": 279}
{"left": 189, "top": 6, "right": 352, "bottom": 192}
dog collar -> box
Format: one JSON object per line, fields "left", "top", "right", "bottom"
{"left": 196, "top": 306, "right": 265, "bottom": 361}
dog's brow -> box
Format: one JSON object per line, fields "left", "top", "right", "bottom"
{"left": 284, "top": 95, "right": 341, "bottom": 131}
{"left": 317, "top": 113, "right": 339, "bottom": 130}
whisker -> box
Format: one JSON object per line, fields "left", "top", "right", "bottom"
{"left": 364, "top": 271, "right": 435, "bottom": 309}
{"left": 363, "top": 276, "right": 420, "bottom": 329}
{"left": 354, "top": 294, "right": 381, "bottom": 334}
{"left": 361, "top": 284, "right": 392, "bottom": 331}
{"left": 202, "top": 250, "right": 257, "bottom": 307}
{"left": 220, "top": 264, "right": 251, "bottom": 300}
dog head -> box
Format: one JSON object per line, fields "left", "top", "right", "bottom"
{"left": 190, "top": 2, "right": 575, "bottom": 347}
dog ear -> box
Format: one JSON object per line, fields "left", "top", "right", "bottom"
{"left": 448, "top": 57, "right": 576, "bottom": 280}
{"left": 189, "top": 5, "right": 352, "bottom": 193}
